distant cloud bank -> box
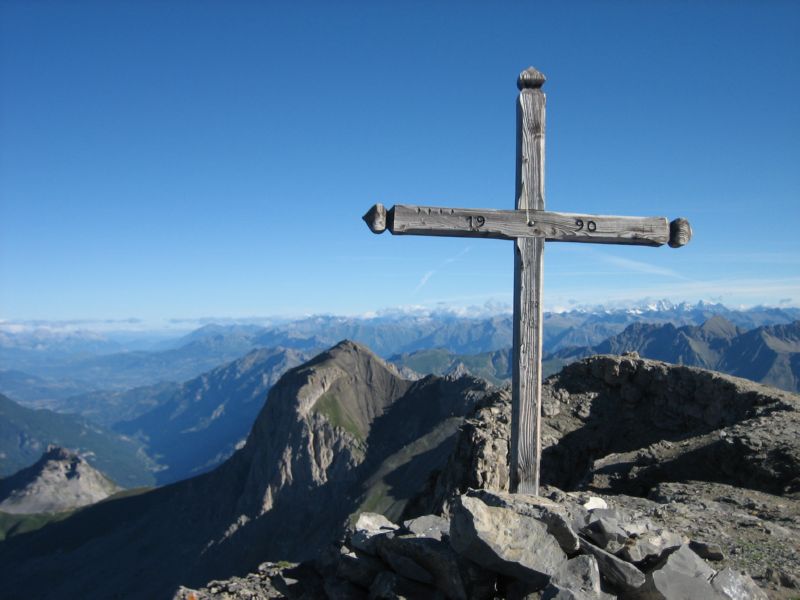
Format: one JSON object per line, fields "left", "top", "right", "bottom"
{"left": 3, "top": 296, "right": 799, "bottom": 335}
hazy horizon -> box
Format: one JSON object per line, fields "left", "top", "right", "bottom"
{"left": 2, "top": 297, "right": 798, "bottom": 337}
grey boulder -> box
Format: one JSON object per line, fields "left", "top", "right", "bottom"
{"left": 637, "top": 544, "right": 722, "bottom": 600}
{"left": 351, "top": 512, "right": 400, "bottom": 555}
{"left": 711, "top": 567, "right": 768, "bottom": 600}
{"left": 449, "top": 494, "right": 566, "bottom": 587}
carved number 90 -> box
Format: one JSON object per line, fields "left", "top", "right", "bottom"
{"left": 467, "top": 215, "right": 486, "bottom": 230}
{"left": 575, "top": 219, "right": 597, "bottom": 232}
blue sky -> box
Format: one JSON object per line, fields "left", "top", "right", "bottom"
{"left": 1, "top": 1, "right": 798, "bottom": 324}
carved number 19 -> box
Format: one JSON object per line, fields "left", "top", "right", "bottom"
{"left": 467, "top": 215, "right": 486, "bottom": 230}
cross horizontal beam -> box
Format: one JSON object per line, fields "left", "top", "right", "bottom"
{"left": 364, "top": 203, "right": 692, "bottom": 248}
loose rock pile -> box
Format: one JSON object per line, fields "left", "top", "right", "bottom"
{"left": 307, "top": 488, "right": 765, "bottom": 599}
{"left": 177, "top": 488, "right": 771, "bottom": 599}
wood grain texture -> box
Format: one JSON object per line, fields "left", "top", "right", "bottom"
{"left": 511, "top": 73, "right": 546, "bottom": 496}
{"left": 385, "top": 204, "right": 670, "bottom": 246}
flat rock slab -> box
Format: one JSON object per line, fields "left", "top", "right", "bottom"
{"left": 578, "top": 538, "right": 645, "bottom": 592}
{"left": 582, "top": 517, "right": 629, "bottom": 553}
{"left": 618, "top": 529, "right": 683, "bottom": 564}
{"left": 376, "top": 534, "right": 468, "bottom": 600}
{"left": 638, "top": 544, "right": 722, "bottom": 600}
{"left": 403, "top": 515, "right": 451, "bottom": 541}
{"left": 711, "top": 567, "right": 768, "bottom": 600}
{"left": 547, "top": 555, "right": 618, "bottom": 599}
{"left": 468, "top": 489, "right": 582, "bottom": 554}
{"left": 450, "top": 493, "right": 566, "bottom": 587}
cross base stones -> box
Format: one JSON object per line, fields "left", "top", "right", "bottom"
{"left": 317, "top": 489, "right": 763, "bottom": 600}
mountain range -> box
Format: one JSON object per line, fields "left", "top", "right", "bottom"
{"left": 0, "top": 341, "right": 797, "bottom": 599}
{"left": 3, "top": 302, "right": 799, "bottom": 397}
{"left": 391, "top": 316, "right": 800, "bottom": 394}
{"left": 553, "top": 316, "right": 800, "bottom": 392}
{"left": 3, "top": 305, "right": 799, "bottom": 502}
{"left": 113, "top": 347, "right": 309, "bottom": 484}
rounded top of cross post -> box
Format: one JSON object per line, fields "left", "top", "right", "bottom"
{"left": 517, "top": 67, "right": 546, "bottom": 90}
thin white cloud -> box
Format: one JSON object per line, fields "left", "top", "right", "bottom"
{"left": 413, "top": 270, "right": 436, "bottom": 293}
{"left": 442, "top": 246, "right": 471, "bottom": 265}
{"left": 594, "top": 253, "right": 685, "bottom": 279}
{"left": 412, "top": 246, "right": 471, "bottom": 294}
{"left": 698, "top": 252, "right": 800, "bottom": 265}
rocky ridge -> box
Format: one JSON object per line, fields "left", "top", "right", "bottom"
{"left": 178, "top": 353, "right": 800, "bottom": 599}
{"left": 0, "top": 341, "right": 497, "bottom": 599}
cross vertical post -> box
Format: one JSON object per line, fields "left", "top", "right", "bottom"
{"left": 511, "top": 67, "right": 546, "bottom": 495}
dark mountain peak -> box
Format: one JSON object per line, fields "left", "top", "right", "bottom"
{"left": 0, "top": 445, "right": 120, "bottom": 515}
{"left": 324, "top": 338, "right": 379, "bottom": 359}
{"left": 294, "top": 339, "right": 396, "bottom": 382}
{"left": 589, "top": 321, "right": 678, "bottom": 358}
{"left": 247, "top": 340, "right": 410, "bottom": 441}
{"left": 754, "top": 320, "right": 800, "bottom": 352}
{"left": 698, "top": 315, "right": 739, "bottom": 339}
{"left": 40, "top": 444, "right": 77, "bottom": 462}
{"left": 765, "top": 319, "right": 800, "bottom": 337}
{"left": 732, "top": 320, "right": 800, "bottom": 350}
{"left": 623, "top": 321, "right": 675, "bottom": 335}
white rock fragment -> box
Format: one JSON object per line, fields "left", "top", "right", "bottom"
{"left": 583, "top": 497, "right": 608, "bottom": 511}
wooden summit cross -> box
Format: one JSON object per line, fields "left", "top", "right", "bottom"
{"left": 362, "top": 67, "right": 692, "bottom": 496}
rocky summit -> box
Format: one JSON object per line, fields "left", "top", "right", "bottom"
{"left": 0, "top": 445, "right": 121, "bottom": 514}
{"left": 1, "top": 347, "right": 799, "bottom": 599}
{"left": 179, "top": 353, "right": 800, "bottom": 600}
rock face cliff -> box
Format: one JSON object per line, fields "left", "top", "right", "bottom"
{"left": 206, "top": 340, "right": 495, "bottom": 563}
{"left": 0, "top": 446, "right": 120, "bottom": 514}
{"left": 420, "top": 352, "right": 799, "bottom": 503}
{"left": 0, "top": 341, "right": 494, "bottom": 599}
